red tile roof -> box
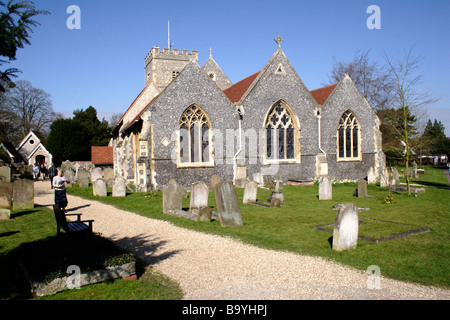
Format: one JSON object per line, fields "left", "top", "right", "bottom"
{"left": 310, "top": 83, "right": 338, "bottom": 105}
{"left": 223, "top": 71, "right": 260, "bottom": 103}
{"left": 91, "top": 146, "right": 113, "bottom": 165}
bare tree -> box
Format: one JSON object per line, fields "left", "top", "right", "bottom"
{"left": 324, "top": 49, "right": 393, "bottom": 111}
{"left": 382, "top": 46, "right": 438, "bottom": 195}
{"left": 1, "top": 79, "right": 55, "bottom": 143}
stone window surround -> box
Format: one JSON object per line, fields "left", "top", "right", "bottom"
{"left": 336, "top": 109, "right": 362, "bottom": 162}
{"left": 176, "top": 104, "right": 214, "bottom": 168}
{"left": 262, "top": 100, "right": 301, "bottom": 165}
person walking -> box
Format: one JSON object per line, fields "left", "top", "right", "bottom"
{"left": 52, "top": 168, "right": 70, "bottom": 212}
{"left": 48, "top": 164, "right": 58, "bottom": 189}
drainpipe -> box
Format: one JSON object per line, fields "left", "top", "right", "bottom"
{"left": 233, "top": 107, "right": 244, "bottom": 184}
{"left": 317, "top": 110, "right": 326, "bottom": 156}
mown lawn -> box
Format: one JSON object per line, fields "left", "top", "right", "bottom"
{"left": 0, "top": 205, "right": 183, "bottom": 300}
{"left": 65, "top": 166, "right": 450, "bottom": 289}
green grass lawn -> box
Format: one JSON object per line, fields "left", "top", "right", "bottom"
{"left": 1, "top": 166, "right": 448, "bottom": 300}
{"left": 0, "top": 205, "right": 183, "bottom": 300}
{"left": 64, "top": 166, "right": 450, "bottom": 289}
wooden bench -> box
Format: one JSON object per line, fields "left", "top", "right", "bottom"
{"left": 53, "top": 205, "right": 94, "bottom": 236}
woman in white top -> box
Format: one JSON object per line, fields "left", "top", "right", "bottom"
{"left": 53, "top": 168, "right": 69, "bottom": 212}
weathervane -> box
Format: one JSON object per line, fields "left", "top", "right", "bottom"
{"left": 274, "top": 35, "right": 283, "bottom": 48}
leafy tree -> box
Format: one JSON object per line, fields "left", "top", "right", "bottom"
{"left": 0, "top": 0, "right": 49, "bottom": 91}
{"left": 46, "top": 106, "right": 111, "bottom": 164}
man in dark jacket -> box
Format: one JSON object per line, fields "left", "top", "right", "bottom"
{"left": 48, "top": 164, "right": 58, "bottom": 189}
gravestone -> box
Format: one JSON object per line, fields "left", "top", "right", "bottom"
{"left": 77, "top": 169, "right": 90, "bottom": 188}
{"left": 92, "top": 178, "right": 107, "bottom": 197}
{"left": 253, "top": 173, "right": 264, "bottom": 186}
{"left": 332, "top": 203, "right": 361, "bottom": 251}
{"left": 391, "top": 167, "right": 400, "bottom": 186}
{"left": 190, "top": 182, "right": 209, "bottom": 212}
{"left": 367, "top": 167, "right": 377, "bottom": 184}
{"left": 12, "top": 179, "right": 34, "bottom": 210}
{"left": 380, "top": 168, "right": 389, "bottom": 187}
{"left": 268, "top": 177, "right": 284, "bottom": 203}
{"left": 263, "top": 175, "right": 275, "bottom": 189}
{"left": 162, "top": 180, "right": 187, "bottom": 214}
{"left": 103, "top": 168, "right": 115, "bottom": 188}
{"left": 270, "top": 198, "right": 281, "bottom": 208}
{"left": 357, "top": 179, "right": 367, "bottom": 198}
{"left": 214, "top": 180, "right": 243, "bottom": 227}
{"left": 411, "top": 161, "right": 418, "bottom": 179}
{"left": 243, "top": 180, "right": 258, "bottom": 204}
{"left": 112, "top": 177, "right": 126, "bottom": 197}
{"left": 63, "top": 168, "right": 74, "bottom": 187}
{"left": 0, "top": 182, "right": 13, "bottom": 220}
{"left": 235, "top": 178, "right": 248, "bottom": 189}
{"left": 197, "top": 207, "right": 213, "bottom": 222}
{"left": 210, "top": 175, "right": 221, "bottom": 188}
{"left": 319, "top": 176, "right": 332, "bottom": 200}
{"left": 0, "top": 166, "right": 11, "bottom": 182}
{"left": 90, "top": 167, "right": 103, "bottom": 183}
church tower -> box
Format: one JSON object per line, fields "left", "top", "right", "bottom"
{"left": 144, "top": 47, "right": 198, "bottom": 91}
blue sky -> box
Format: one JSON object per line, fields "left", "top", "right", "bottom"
{"left": 8, "top": 0, "right": 450, "bottom": 135}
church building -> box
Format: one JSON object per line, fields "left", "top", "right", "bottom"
{"left": 112, "top": 36, "right": 386, "bottom": 191}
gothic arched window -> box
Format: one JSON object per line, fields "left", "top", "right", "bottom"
{"left": 337, "top": 110, "right": 361, "bottom": 160}
{"left": 264, "top": 101, "right": 299, "bottom": 161}
{"left": 179, "top": 105, "right": 212, "bottom": 165}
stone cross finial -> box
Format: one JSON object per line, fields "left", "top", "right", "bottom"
{"left": 208, "top": 47, "right": 214, "bottom": 57}
{"left": 274, "top": 35, "right": 283, "bottom": 48}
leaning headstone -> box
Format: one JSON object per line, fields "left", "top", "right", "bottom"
{"left": 319, "top": 176, "right": 332, "bottom": 200}
{"left": 0, "top": 166, "right": 11, "bottom": 182}
{"left": 103, "top": 167, "right": 115, "bottom": 187}
{"left": 112, "top": 177, "right": 126, "bottom": 197}
{"left": 197, "top": 207, "right": 213, "bottom": 222}
{"left": 90, "top": 167, "right": 103, "bottom": 183}
{"left": 210, "top": 175, "right": 221, "bottom": 188}
{"left": 357, "top": 179, "right": 368, "bottom": 198}
{"left": 77, "top": 169, "right": 90, "bottom": 188}
{"left": 92, "top": 178, "right": 107, "bottom": 197}
{"left": 190, "top": 182, "right": 209, "bottom": 212}
{"left": 0, "top": 182, "right": 13, "bottom": 220}
{"left": 243, "top": 180, "right": 258, "bottom": 204}
{"left": 162, "top": 180, "right": 187, "bottom": 214}
{"left": 332, "top": 203, "right": 361, "bottom": 251}
{"left": 12, "top": 179, "right": 34, "bottom": 210}
{"left": 214, "top": 180, "right": 243, "bottom": 227}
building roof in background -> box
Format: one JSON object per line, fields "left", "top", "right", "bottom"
{"left": 91, "top": 146, "right": 113, "bottom": 165}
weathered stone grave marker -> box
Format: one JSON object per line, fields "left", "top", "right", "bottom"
{"left": 93, "top": 178, "right": 107, "bottom": 197}
{"left": 210, "top": 175, "right": 221, "bottom": 188}
{"left": 77, "top": 168, "right": 89, "bottom": 188}
{"left": 103, "top": 167, "right": 115, "bottom": 188}
{"left": 189, "top": 181, "right": 209, "bottom": 213}
{"left": 112, "top": 177, "right": 126, "bottom": 197}
{"left": 0, "top": 166, "right": 11, "bottom": 182}
{"left": 268, "top": 177, "right": 284, "bottom": 203}
{"left": 332, "top": 203, "right": 369, "bottom": 251}
{"left": 357, "top": 179, "right": 367, "bottom": 198}
{"left": 0, "top": 182, "right": 13, "bottom": 220}
{"left": 90, "top": 167, "right": 103, "bottom": 183}
{"left": 162, "top": 179, "right": 187, "bottom": 214}
{"left": 319, "top": 176, "right": 332, "bottom": 200}
{"left": 214, "top": 180, "right": 243, "bottom": 227}
{"left": 12, "top": 179, "right": 34, "bottom": 210}
{"left": 243, "top": 180, "right": 258, "bottom": 204}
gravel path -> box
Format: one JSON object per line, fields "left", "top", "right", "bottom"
{"left": 34, "top": 181, "right": 449, "bottom": 300}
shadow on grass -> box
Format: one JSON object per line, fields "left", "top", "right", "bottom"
{"left": 1, "top": 232, "right": 180, "bottom": 299}
{"left": 412, "top": 180, "right": 450, "bottom": 190}
{"left": 10, "top": 210, "right": 39, "bottom": 219}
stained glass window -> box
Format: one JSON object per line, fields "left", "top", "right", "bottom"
{"left": 265, "top": 101, "right": 297, "bottom": 161}
{"left": 337, "top": 110, "right": 360, "bottom": 160}
{"left": 179, "top": 105, "right": 211, "bottom": 164}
